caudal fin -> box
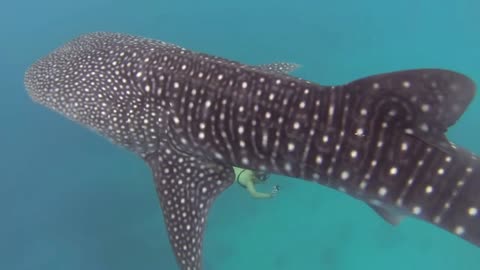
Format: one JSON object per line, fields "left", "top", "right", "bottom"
{"left": 338, "top": 69, "right": 480, "bottom": 246}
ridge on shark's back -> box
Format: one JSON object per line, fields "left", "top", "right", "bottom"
{"left": 24, "top": 32, "right": 479, "bottom": 270}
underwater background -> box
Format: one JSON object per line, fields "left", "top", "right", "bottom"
{"left": 1, "top": 0, "right": 479, "bottom": 269}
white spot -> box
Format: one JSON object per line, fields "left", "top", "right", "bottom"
{"left": 173, "top": 117, "right": 180, "bottom": 124}
{"left": 403, "top": 178, "right": 412, "bottom": 187}
{"left": 322, "top": 135, "right": 329, "bottom": 143}
{"left": 265, "top": 111, "right": 271, "bottom": 119}
{"left": 198, "top": 132, "right": 205, "bottom": 139}
{"left": 445, "top": 156, "right": 452, "bottom": 163}
{"left": 340, "top": 171, "right": 350, "bottom": 180}
{"left": 242, "top": 82, "right": 248, "bottom": 89}
{"left": 238, "top": 126, "right": 244, "bottom": 134}
{"left": 288, "top": 143, "right": 295, "bottom": 151}
{"left": 372, "top": 82, "right": 380, "bottom": 89}
{"left": 454, "top": 226, "right": 465, "bottom": 235}
{"left": 468, "top": 207, "right": 478, "bottom": 216}
{"left": 136, "top": 71, "right": 142, "bottom": 78}
{"left": 293, "top": 122, "right": 300, "bottom": 129}
{"left": 444, "top": 202, "right": 451, "bottom": 209}
{"left": 360, "top": 108, "right": 367, "bottom": 116}
{"left": 466, "top": 167, "right": 473, "bottom": 173}
{"left": 355, "top": 128, "right": 364, "bottom": 136}
{"left": 299, "top": 101, "right": 306, "bottom": 109}
{"left": 205, "top": 100, "right": 212, "bottom": 108}
{"left": 359, "top": 181, "right": 367, "bottom": 190}
{"left": 389, "top": 167, "right": 398, "bottom": 175}
{"left": 350, "top": 150, "right": 358, "bottom": 159}
{"left": 412, "top": 206, "right": 422, "bottom": 215}
{"left": 420, "top": 123, "right": 429, "bottom": 132}
{"left": 328, "top": 106, "right": 334, "bottom": 116}
{"left": 315, "top": 155, "right": 323, "bottom": 164}
{"left": 421, "top": 104, "right": 430, "bottom": 112}
{"left": 173, "top": 82, "right": 180, "bottom": 88}
{"left": 217, "top": 74, "right": 223, "bottom": 80}
{"left": 402, "top": 81, "right": 411, "bottom": 88}
{"left": 437, "top": 168, "right": 445, "bottom": 175}
{"left": 378, "top": 187, "right": 388, "bottom": 197}
{"left": 425, "top": 185, "right": 434, "bottom": 194}
{"left": 401, "top": 142, "right": 408, "bottom": 151}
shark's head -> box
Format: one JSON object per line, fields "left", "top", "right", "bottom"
{"left": 24, "top": 33, "right": 182, "bottom": 155}
{"left": 25, "top": 34, "right": 119, "bottom": 131}
{"left": 25, "top": 44, "right": 81, "bottom": 118}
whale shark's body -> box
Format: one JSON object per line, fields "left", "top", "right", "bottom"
{"left": 25, "top": 32, "right": 479, "bottom": 270}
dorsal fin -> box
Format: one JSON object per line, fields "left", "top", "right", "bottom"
{"left": 346, "top": 69, "right": 476, "bottom": 148}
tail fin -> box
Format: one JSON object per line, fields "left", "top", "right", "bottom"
{"left": 340, "top": 69, "right": 480, "bottom": 246}
{"left": 346, "top": 69, "right": 475, "bottom": 136}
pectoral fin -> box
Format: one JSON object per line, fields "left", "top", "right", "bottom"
{"left": 144, "top": 146, "right": 234, "bottom": 270}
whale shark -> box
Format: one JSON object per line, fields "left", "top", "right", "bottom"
{"left": 25, "top": 32, "right": 479, "bottom": 270}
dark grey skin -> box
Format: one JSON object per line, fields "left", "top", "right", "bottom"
{"left": 25, "top": 33, "right": 479, "bottom": 270}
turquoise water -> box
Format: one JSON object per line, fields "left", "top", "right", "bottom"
{"left": 1, "top": 0, "right": 479, "bottom": 269}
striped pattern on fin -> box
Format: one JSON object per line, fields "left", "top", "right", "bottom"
{"left": 144, "top": 147, "right": 234, "bottom": 270}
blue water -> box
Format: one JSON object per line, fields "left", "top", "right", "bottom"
{"left": 1, "top": 0, "right": 479, "bottom": 269}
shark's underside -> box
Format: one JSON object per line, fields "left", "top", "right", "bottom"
{"left": 25, "top": 32, "right": 478, "bottom": 270}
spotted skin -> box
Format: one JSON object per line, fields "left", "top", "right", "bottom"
{"left": 255, "top": 62, "right": 300, "bottom": 74}
{"left": 25, "top": 32, "right": 478, "bottom": 270}
{"left": 145, "top": 144, "right": 233, "bottom": 269}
